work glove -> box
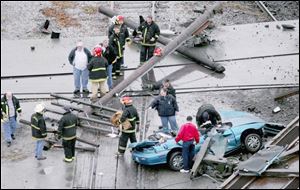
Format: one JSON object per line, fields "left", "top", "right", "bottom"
{"left": 150, "top": 37, "right": 155, "bottom": 42}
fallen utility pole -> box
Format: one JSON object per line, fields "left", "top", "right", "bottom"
{"left": 45, "top": 139, "right": 96, "bottom": 152}
{"left": 45, "top": 107, "right": 113, "bottom": 127}
{"left": 98, "top": 4, "right": 225, "bottom": 73}
{"left": 98, "top": 2, "right": 223, "bottom": 105}
{"left": 51, "top": 101, "right": 111, "bottom": 119}
{"left": 19, "top": 119, "right": 100, "bottom": 147}
{"left": 50, "top": 93, "right": 117, "bottom": 113}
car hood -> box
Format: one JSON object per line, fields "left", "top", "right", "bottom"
{"left": 220, "top": 110, "right": 265, "bottom": 127}
{"left": 128, "top": 140, "right": 159, "bottom": 149}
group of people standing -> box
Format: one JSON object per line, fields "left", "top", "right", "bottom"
{"left": 1, "top": 14, "right": 223, "bottom": 173}
{"left": 68, "top": 15, "right": 161, "bottom": 103}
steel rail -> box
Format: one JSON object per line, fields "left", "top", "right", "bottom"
{"left": 255, "top": 1, "right": 278, "bottom": 21}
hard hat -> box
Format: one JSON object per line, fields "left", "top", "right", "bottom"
{"left": 121, "top": 96, "right": 132, "bottom": 104}
{"left": 34, "top": 103, "right": 45, "bottom": 113}
{"left": 116, "top": 15, "right": 124, "bottom": 21}
{"left": 93, "top": 47, "right": 102, "bottom": 57}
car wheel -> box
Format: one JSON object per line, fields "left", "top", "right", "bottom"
{"left": 168, "top": 151, "right": 183, "bottom": 171}
{"left": 244, "top": 133, "right": 262, "bottom": 153}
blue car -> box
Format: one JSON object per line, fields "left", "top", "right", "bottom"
{"left": 129, "top": 110, "right": 275, "bottom": 171}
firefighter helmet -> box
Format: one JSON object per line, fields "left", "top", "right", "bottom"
{"left": 93, "top": 47, "right": 102, "bottom": 57}
{"left": 121, "top": 96, "right": 132, "bottom": 105}
{"left": 116, "top": 15, "right": 124, "bottom": 22}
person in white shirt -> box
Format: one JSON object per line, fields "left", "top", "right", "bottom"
{"left": 68, "top": 41, "right": 92, "bottom": 97}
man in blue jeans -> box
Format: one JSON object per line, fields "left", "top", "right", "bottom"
{"left": 68, "top": 41, "right": 92, "bottom": 97}
{"left": 149, "top": 89, "right": 179, "bottom": 134}
{"left": 1, "top": 91, "right": 22, "bottom": 147}
{"left": 175, "top": 116, "right": 200, "bottom": 173}
{"left": 31, "top": 103, "right": 47, "bottom": 160}
{"left": 101, "top": 40, "right": 116, "bottom": 90}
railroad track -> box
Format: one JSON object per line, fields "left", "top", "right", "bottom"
{"left": 220, "top": 116, "right": 299, "bottom": 189}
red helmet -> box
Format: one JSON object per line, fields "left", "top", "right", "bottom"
{"left": 93, "top": 47, "right": 102, "bottom": 57}
{"left": 121, "top": 96, "right": 132, "bottom": 104}
{"left": 154, "top": 47, "right": 162, "bottom": 56}
{"left": 116, "top": 15, "right": 124, "bottom": 22}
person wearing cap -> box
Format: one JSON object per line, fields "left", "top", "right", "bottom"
{"left": 144, "top": 79, "right": 176, "bottom": 99}
{"left": 137, "top": 15, "right": 160, "bottom": 65}
{"left": 109, "top": 25, "right": 125, "bottom": 79}
{"left": 1, "top": 91, "right": 22, "bottom": 147}
{"left": 68, "top": 41, "right": 92, "bottom": 97}
{"left": 196, "top": 104, "right": 222, "bottom": 130}
{"left": 31, "top": 103, "right": 47, "bottom": 160}
{"left": 101, "top": 40, "right": 116, "bottom": 90}
{"left": 87, "top": 47, "right": 109, "bottom": 102}
{"left": 117, "top": 96, "right": 140, "bottom": 156}
{"left": 57, "top": 105, "right": 79, "bottom": 163}
{"left": 175, "top": 116, "right": 200, "bottom": 173}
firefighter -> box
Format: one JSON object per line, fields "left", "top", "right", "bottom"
{"left": 1, "top": 91, "right": 22, "bottom": 147}
{"left": 109, "top": 25, "right": 125, "bottom": 79}
{"left": 137, "top": 15, "right": 160, "bottom": 64}
{"left": 57, "top": 105, "right": 78, "bottom": 163}
{"left": 117, "top": 96, "right": 140, "bottom": 156}
{"left": 108, "top": 15, "right": 131, "bottom": 68}
{"left": 143, "top": 79, "right": 176, "bottom": 98}
{"left": 196, "top": 104, "right": 222, "bottom": 134}
{"left": 31, "top": 103, "right": 47, "bottom": 160}
{"left": 87, "top": 47, "right": 109, "bottom": 102}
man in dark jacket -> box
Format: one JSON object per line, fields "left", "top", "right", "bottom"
{"left": 137, "top": 15, "right": 160, "bottom": 64}
{"left": 175, "top": 116, "right": 200, "bottom": 173}
{"left": 68, "top": 41, "right": 92, "bottom": 97}
{"left": 144, "top": 79, "right": 176, "bottom": 98}
{"left": 31, "top": 103, "right": 47, "bottom": 160}
{"left": 149, "top": 89, "right": 179, "bottom": 133}
{"left": 109, "top": 26, "right": 125, "bottom": 79}
{"left": 87, "top": 47, "right": 109, "bottom": 102}
{"left": 196, "top": 104, "right": 222, "bottom": 133}
{"left": 101, "top": 40, "right": 117, "bottom": 90}
{"left": 108, "top": 15, "right": 130, "bottom": 68}
{"left": 57, "top": 106, "right": 78, "bottom": 163}
{"left": 1, "top": 91, "right": 22, "bottom": 147}
{"left": 117, "top": 96, "right": 140, "bottom": 156}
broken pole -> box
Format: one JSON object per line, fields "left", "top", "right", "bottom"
{"left": 98, "top": 2, "right": 223, "bottom": 105}
{"left": 50, "top": 93, "right": 118, "bottom": 113}
{"left": 45, "top": 107, "right": 113, "bottom": 127}
{"left": 98, "top": 3, "right": 225, "bottom": 73}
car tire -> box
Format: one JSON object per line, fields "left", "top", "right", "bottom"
{"left": 168, "top": 151, "right": 183, "bottom": 171}
{"left": 244, "top": 133, "right": 262, "bottom": 153}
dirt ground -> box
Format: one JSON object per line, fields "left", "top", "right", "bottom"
{"left": 1, "top": 1, "right": 299, "bottom": 40}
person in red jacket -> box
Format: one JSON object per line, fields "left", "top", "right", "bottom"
{"left": 175, "top": 116, "right": 200, "bottom": 173}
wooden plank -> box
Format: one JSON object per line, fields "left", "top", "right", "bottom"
{"left": 190, "top": 137, "right": 211, "bottom": 179}
{"left": 94, "top": 135, "right": 119, "bottom": 188}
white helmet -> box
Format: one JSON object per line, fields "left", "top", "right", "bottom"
{"left": 34, "top": 103, "right": 45, "bottom": 113}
